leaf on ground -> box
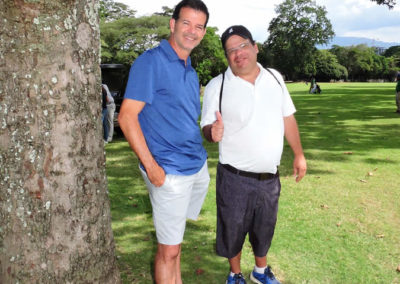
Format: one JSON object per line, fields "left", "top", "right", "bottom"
{"left": 336, "top": 222, "right": 341, "bottom": 227}
{"left": 343, "top": 151, "right": 353, "bottom": 155}
{"left": 366, "top": 172, "right": 373, "bottom": 177}
{"left": 376, "top": 234, "right": 385, "bottom": 239}
{"left": 196, "top": 268, "right": 205, "bottom": 275}
{"left": 396, "top": 264, "right": 400, "bottom": 272}
{"left": 359, "top": 179, "right": 367, "bottom": 183}
{"left": 320, "top": 204, "right": 329, "bottom": 209}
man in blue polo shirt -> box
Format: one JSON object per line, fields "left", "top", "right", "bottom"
{"left": 118, "top": 0, "right": 210, "bottom": 283}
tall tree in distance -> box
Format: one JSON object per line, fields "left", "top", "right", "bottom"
{"left": 0, "top": 1, "right": 120, "bottom": 283}
{"left": 154, "top": 6, "right": 174, "bottom": 17}
{"left": 100, "top": 0, "right": 136, "bottom": 21}
{"left": 265, "top": 0, "right": 334, "bottom": 80}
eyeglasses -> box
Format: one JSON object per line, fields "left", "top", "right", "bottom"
{"left": 226, "top": 41, "right": 251, "bottom": 56}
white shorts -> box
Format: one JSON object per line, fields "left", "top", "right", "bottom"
{"left": 140, "top": 161, "right": 210, "bottom": 245}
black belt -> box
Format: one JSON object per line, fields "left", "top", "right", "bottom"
{"left": 220, "top": 163, "right": 278, "bottom": 181}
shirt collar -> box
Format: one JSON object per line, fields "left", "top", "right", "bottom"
{"left": 225, "top": 63, "right": 263, "bottom": 81}
{"left": 160, "top": 39, "right": 192, "bottom": 67}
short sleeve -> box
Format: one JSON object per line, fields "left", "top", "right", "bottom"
{"left": 268, "top": 68, "right": 296, "bottom": 117}
{"left": 124, "top": 51, "right": 155, "bottom": 104}
{"left": 200, "top": 74, "right": 223, "bottom": 128}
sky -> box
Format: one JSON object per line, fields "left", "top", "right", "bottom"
{"left": 117, "top": 0, "right": 400, "bottom": 44}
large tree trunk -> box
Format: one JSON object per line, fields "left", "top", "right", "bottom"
{"left": 0, "top": 0, "right": 120, "bottom": 283}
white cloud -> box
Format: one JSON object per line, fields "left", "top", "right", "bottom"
{"left": 118, "top": 0, "right": 400, "bottom": 43}
{"left": 343, "top": 26, "right": 400, "bottom": 43}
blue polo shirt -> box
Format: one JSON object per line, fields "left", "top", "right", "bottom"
{"left": 124, "top": 39, "right": 207, "bottom": 175}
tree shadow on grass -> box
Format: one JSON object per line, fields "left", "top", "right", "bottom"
{"left": 292, "top": 85, "right": 399, "bottom": 155}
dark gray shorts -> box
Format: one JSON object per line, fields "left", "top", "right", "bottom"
{"left": 216, "top": 163, "right": 281, "bottom": 259}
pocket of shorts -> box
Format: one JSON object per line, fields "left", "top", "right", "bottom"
{"left": 158, "top": 174, "right": 180, "bottom": 193}
{"left": 158, "top": 174, "right": 170, "bottom": 188}
{"left": 139, "top": 165, "right": 169, "bottom": 189}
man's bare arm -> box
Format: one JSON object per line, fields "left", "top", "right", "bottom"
{"left": 118, "top": 99, "right": 165, "bottom": 186}
{"left": 283, "top": 114, "right": 307, "bottom": 182}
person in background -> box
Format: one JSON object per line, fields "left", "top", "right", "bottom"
{"left": 102, "top": 83, "right": 116, "bottom": 142}
{"left": 201, "top": 25, "right": 307, "bottom": 284}
{"left": 309, "top": 77, "right": 316, "bottom": 93}
{"left": 396, "top": 72, "right": 400, "bottom": 113}
{"left": 118, "top": 0, "right": 210, "bottom": 283}
{"left": 101, "top": 84, "right": 109, "bottom": 143}
{"left": 309, "top": 77, "right": 321, "bottom": 94}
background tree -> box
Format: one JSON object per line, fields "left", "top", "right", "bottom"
{"left": 330, "top": 44, "right": 396, "bottom": 81}
{"left": 314, "top": 50, "right": 348, "bottom": 81}
{"left": 191, "top": 27, "right": 227, "bottom": 85}
{"left": 0, "top": 1, "right": 120, "bottom": 283}
{"left": 264, "top": 0, "right": 334, "bottom": 80}
{"left": 100, "top": 0, "right": 136, "bottom": 22}
{"left": 384, "top": 45, "right": 400, "bottom": 58}
{"left": 257, "top": 43, "right": 273, "bottom": 68}
{"left": 154, "top": 6, "right": 174, "bottom": 17}
{"left": 383, "top": 45, "right": 400, "bottom": 68}
{"left": 100, "top": 15, "right": 170, "bottom": 65}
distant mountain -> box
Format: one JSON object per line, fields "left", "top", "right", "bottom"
{"left": 316, "top": 36, "right": 400, "bottom": 49}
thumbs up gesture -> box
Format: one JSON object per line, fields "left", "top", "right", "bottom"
{"left": 211, "top": 111, "right": 224, "bottom": 142}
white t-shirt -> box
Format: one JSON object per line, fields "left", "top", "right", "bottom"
{"left": 200, "top": 64, "right": 296, "bottom": 174}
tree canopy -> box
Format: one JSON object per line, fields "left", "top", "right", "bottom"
{"left": 314, "top": 49, "right": 348, "bottom": 81}
{"left": 100, "top": 15, "right": 170, "bottom": 65}
{"left": 383, "top": 45, "right": 400, "bottom": 69}
{"left": 371, "top": 0, "right": 397, "bottom": 9}
{"left": 100, "top": 0, "right": 136, "bottom": 21}
{"left": 265, "top": 0, "right": 334, "bottom": 80}
{"left": 191, "top": 27, "right": 227, "bottom": 85}
{"left": 330, "top": 44, "right": 397, "bottom": 81}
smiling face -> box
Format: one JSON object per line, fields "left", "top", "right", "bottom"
{"left": 225, "top": 35, "right": 259, "bottom": 78}
{"left": 169, "top": 7, "right": 207, "bottom": 60}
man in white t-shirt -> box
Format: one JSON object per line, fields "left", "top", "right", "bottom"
{"left": 200, "top": 25, "right": 307, "bottom": 284}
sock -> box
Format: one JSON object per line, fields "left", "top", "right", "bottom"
{"left": 254, "top": 265, "right": 267, "bottom": 274}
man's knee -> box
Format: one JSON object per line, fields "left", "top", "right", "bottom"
{"left": 157, "top": 244, "right": 181, "bottom": 261}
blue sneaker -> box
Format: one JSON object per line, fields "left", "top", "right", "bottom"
{"left": 250, "top": 266, "right": 280, "bottom": 284}
{"left": 226, "top": 272, "right": 247, "bottom": 284}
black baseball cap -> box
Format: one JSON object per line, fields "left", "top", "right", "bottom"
{"left": 221, "top": 25, "right": 255, "bottom": 50}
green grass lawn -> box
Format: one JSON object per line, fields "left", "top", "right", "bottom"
{"left": 106, "top": 82, "right": 400, "bottom": 283}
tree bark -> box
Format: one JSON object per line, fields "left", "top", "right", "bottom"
{"left": 0, "top": 0, "right": 120, "bottom": 283}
